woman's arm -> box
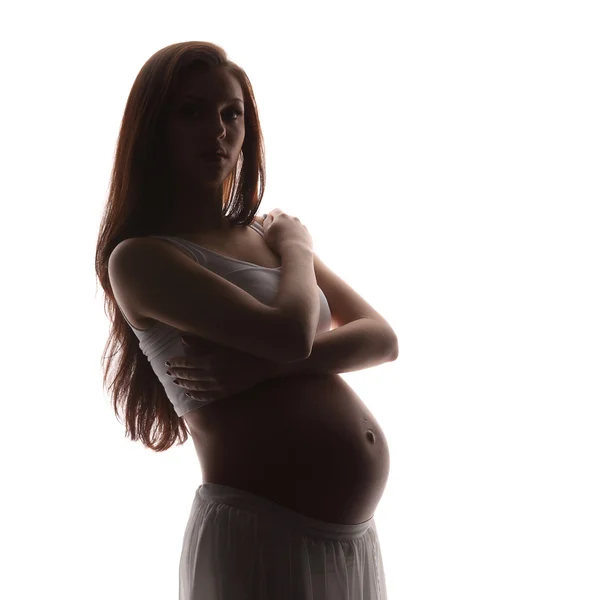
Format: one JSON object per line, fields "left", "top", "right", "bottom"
{"left": 269, "top": 318, "right": 398, "bottom": 377}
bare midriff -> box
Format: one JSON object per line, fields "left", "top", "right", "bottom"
{"left": 184, "top": 373, "right": 390, "bottom": 525}
{"left": 139, "top": 223, "right": 390, "bottom": 525}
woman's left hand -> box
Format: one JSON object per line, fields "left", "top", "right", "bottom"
{"left": 165, "top": 336, "right": 278, "bottom": 403}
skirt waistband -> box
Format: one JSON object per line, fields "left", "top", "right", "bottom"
{"left": 197, "top": 483, "right": 374, "bottom": 541}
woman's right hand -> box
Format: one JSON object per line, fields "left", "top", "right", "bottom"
{"left": 262, "top": 209, "right": 313, "bottom": 254}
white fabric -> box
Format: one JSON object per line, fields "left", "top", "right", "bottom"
{"left": 179, "top": 483, "right": 388, "bottom": 599}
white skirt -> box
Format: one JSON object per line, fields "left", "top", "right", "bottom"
{"left": 179, "top": 483, "right": 387, "bottom": 599}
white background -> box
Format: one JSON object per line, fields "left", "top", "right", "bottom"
{"left": 1, "top": 1, "right": 599, "bottom": 598}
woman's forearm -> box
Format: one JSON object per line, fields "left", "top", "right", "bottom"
{"left": 273, "top": 242, "right": 321, "bottom": 356}
{"left": 270, "top": 318, "right": 399, "bottom": 377}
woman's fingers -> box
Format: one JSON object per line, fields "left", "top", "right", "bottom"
{"left": 167, "top": 359, "right": 219, "bottom": 389}
{"left": 172, "top": 375, "right": 219, "bottom": 391}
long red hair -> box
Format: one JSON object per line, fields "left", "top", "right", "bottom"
{"left": 94, "top": 41, "right": 267, "bottom": 451}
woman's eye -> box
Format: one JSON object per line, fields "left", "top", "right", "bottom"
{"left": 182, "top": 105, "right": 243, "bottom": 120}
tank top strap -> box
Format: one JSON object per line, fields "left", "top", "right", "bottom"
{"left": 249, "top": 220, "right": 265, "bottom": 236}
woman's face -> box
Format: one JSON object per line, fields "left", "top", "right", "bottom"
{"left": 164, "top": 67, "right": 246, "bottom": 187}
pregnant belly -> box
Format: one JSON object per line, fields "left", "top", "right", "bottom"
{"left": 186, "top": 373, "right": 390, "bottom": 525}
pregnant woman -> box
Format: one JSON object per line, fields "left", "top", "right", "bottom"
{"left": 97, "top": 42, "right": 398, "bottom": 599}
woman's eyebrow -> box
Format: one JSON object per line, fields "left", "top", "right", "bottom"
{"left": 182, "top": 95, "right": 243, "bottom": 104}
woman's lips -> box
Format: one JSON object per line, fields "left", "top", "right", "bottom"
{"left": 202, "top": 154, "right": 227, "bottom": 163}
